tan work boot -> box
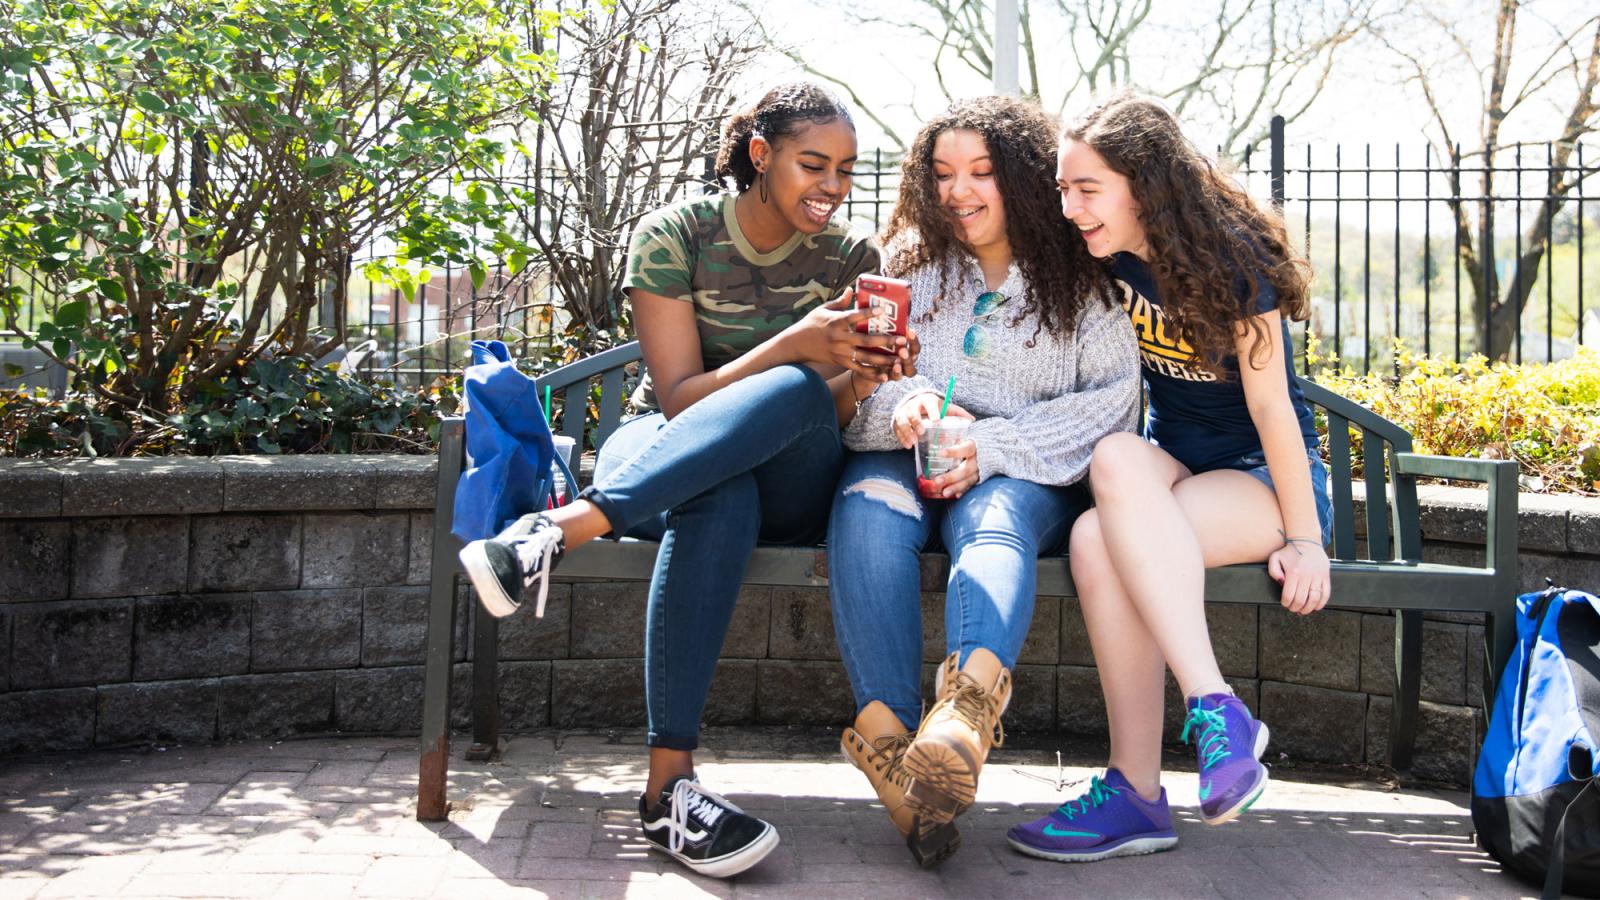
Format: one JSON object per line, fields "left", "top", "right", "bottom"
{"left": 840, "top": 701, "right": 961, "bottom": 868}
{"left": 902, "top": 649, "right": 1012, "bottom": 825}
{"left": 840, "top": 702, "right": 916, "bottom": 833}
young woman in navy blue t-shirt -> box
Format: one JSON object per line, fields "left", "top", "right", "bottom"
{"left": 1007, "top": 94, "right": 1334, "bottom": 865}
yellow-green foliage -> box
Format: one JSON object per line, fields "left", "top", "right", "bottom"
{"left": 1312, "top": 346, "right": 1600, "bottom": 495}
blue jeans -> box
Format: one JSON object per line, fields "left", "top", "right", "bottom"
{"left": 581, "top": 364, "right": 843, "bottom": 750}
{"left": 826, "top": 450, "right": 1091, "bottom": 731}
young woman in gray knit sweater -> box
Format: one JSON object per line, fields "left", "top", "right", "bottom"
{"left": 827, "top": 96, "right": 1141, "bottom": 867}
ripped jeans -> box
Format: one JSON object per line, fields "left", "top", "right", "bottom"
{"left": 826, "top": 449, "right": 1091, "bottom": 731}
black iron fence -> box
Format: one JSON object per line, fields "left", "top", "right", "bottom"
{"left": 835, "top": 128, "right": 1598, "bottom": 377}
{"left": 1249, "top": 117, "right": 1596, "bottom": 375}
{"left": 6, "top": 124, "right": 1597, "bottom": 392}
{"left": 351, "top": 125, "right": 1596, "bottom": 382}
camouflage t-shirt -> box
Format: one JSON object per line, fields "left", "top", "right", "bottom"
{"left": 623, "top": 193, "right": 881, "bottom": 412}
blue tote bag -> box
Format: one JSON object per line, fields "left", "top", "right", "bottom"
{"left": 451, "top": 340, "right": 576, "bottom": 543}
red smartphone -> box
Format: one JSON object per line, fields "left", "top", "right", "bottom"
{"left": 853, "top": 274, "right": 911, "bottom": 356}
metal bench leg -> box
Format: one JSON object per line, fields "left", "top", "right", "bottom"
{"left": 1388, "top": 610, "right": 1422, "bottom": 774}
{"left": 1484, "top": 606, "right": 1516, "bottom": 711}
{"left": 418, "top": 569, "right": 458, "bottom": 820}
{"left": 418, "top": 418, "right": 464, "bottom": 822}
{"left": 466, "top": 603, "right": 501, "bottom": 761}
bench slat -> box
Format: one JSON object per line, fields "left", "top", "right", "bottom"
{"left": 558, "top": 385, "right": 585, "bottom": 449}
{"left": 555, "top": 540, "right": 1509, "bottom": 611}
{"left": 1327, "top": 413, "right": 1356, "bottom": 559}
{"left": 596, "top": 367, "right": 626, "bottom": 450}
{"left": 1363, "top": 427, "right": 1392, "bottom": 560}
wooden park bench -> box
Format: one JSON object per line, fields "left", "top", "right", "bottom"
{"left": 416, "top": 341, "right": 1520, "bottom": 821}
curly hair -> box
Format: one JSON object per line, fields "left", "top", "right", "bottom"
{"left": 1063, "top": 93, "right": 1311, "bottom": 376}
{"left": 880, "top": 96, "right": 1114, "bottom": 340}
{"left": 715, "top": 83, "right": 854, "bottom": 193}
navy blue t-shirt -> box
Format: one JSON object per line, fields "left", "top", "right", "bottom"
{"left": 1109, "top": 253, "right": 1318, "bottom": 474}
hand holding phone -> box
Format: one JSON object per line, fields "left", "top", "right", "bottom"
{"left": 853, "top": 274, "right": 911, "bottom": 356}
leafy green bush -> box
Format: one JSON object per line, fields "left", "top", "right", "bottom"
{"left": 1313, "top": 346, "right": 1600, "bottom": 494}
{"left": 1, "top": 0, "right": 553, "bottom": 415}
{"left": 2, "top": 358, "right": 457, "bottom": 457}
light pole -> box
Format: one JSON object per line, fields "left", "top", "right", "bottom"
{"left": 993, "top": 0, "right": 1019, "bottom": 95}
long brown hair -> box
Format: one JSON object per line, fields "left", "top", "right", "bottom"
{"left": 1064, "top": 93, "right": 1310, "bottom": 374}
{"left": 881, "top": 96, "right": 1113, "bottom": 339}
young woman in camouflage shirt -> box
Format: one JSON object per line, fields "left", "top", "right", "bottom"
{"left": 456, "top": 83, "right": 918, "bottom": 879}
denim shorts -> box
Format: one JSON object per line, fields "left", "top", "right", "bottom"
{"left": 1226, "top": 452, "right": 1335, "bottom": 547}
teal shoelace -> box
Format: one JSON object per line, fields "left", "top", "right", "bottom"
{"left": 1182, "top": 706, "right": 1232, "bottom": 769}
{"left": 1056, "top": 775, "right": 1121, "bottom": 820}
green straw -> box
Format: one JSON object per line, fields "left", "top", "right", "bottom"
{"left": 543, "top": 385, "right": 552, "bottom": 422}
{"left": 924, "top": 375, "right": 956, "bottom": 478}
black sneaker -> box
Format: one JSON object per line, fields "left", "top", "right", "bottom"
{"left": 639, "top": 776, "right": 779, "bottom": 878}
{"left": 457, "top": 513, "right": 565, "bottom": 618}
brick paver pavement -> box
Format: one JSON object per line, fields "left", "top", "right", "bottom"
{"left": 0, "top": 728, "right": 1536, "bottom": 898}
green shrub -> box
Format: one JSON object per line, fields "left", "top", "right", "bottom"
{"left": 1, "top": 0, "right": 554, "bottom": 416}
{"left": 1313, "top": 346, "right": 1600, "bottom": 494}
{"left": 2, "top": 358, "right": 457, "bottom": 457}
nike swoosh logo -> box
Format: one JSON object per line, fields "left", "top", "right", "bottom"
{"left": 1042, "top": 824, "right": 1100, "bottom": 838}
{"left": 1198, "top": 780, "right": 1213, "bottom": 801}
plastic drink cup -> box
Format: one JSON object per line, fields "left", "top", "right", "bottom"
{"left": 550, "top": 435, "right": 577, "bottom": 506}
{"left": 914, "top": 417, "right": 971, "bottom": 498}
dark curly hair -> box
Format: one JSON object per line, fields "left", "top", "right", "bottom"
{"left": 1063, "top": 93, "right": 1311, "bottom": 376}
{"left": 715, "top": 83, "right": 854, "bottom": 193}
{"left": 881, "top": 96, "right": 1113, "bottom": 340}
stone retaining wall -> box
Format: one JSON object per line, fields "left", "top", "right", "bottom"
{"left": 2, "top": 456, "right": 1597, "bottom": 786}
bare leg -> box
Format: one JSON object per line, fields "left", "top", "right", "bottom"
{"left": 1070, "top": 509, "right": 1166, "bottom": 802}
{"left": 542, "top": 499, "right": 613, "bottom": 548}
{"left": 1087, "top": 434, "right": 1284, "bottom": 695}
{"left": 1075, "top": 435, "right": 1296, "bottom": 798}
{"left": 645, "top": 748, "right": 695, "bottom": 800}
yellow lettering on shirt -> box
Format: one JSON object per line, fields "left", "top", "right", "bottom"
{"left": 1116, "top": 280, "right": 1216, "bottom": 383}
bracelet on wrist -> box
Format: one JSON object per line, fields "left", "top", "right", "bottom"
{"left": 1277, "top": 530, "right": 1325, "bottom": 555}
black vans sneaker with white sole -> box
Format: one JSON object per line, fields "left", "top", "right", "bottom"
{"left": 457, "top": 513, "right": 565, "bottom": 618}
{"left": 639, "top": 776, "right": 779, "bottom": 879}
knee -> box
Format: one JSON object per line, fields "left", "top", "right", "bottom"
{"left": 1087, "top": 432, "right": 1151, "bottom": 499}
{"left": 765, "top": 364, "right": 833, "bottom": 419}
{"left": 943, "top": 479, "right": 1036, "bottom": 547}
{"left": 1068, "top": 511, "right": 1114, "bottom": 591}
{"left": 592, "top": 447, "right": 625, "bottom": 485}
{"left": 946, "top": 507, "right": 1031, "bottom": 558}
{"left": 837, "top": 474, "right": 923, "bottom": 523}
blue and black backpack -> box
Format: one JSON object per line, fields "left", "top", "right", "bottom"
{"left": 452, "top": 339, "right": 575, "bottom": 543}
{"left": 1473, "top": 585, "right": 1600, "bottom": 898}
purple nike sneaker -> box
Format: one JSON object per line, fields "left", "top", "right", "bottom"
{"left": 1183, "top": 692, "right": 1270, "bottom": 825}
{"left": 1006, "top": 769, "right": 1178, "bottom": 863}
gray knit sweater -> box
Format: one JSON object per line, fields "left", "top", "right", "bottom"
{"left": 844, "top": 254, "right": 1140, "bottom": 486}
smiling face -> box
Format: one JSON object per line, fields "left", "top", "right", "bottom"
{"left": 932, "top": 128, "right": 1008, "bottom": 256}
{"left": 749, "top": 118, "right": 858, "bottom": 234}
{"left": 1056, "top": 138, "right": 1148, "bottom": 260}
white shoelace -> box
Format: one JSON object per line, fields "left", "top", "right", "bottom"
{"left": 667, "top": 779, "right": 740, "bottom": 856}
{"left": 507, "top": 529, "right": 559, "bottom": 617}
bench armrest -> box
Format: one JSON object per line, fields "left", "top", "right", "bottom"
{"left": 1393, "top": 452, "right": 1518, "bottom": 582}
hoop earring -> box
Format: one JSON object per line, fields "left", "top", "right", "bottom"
{"left": 758, "top": 170, "right": 769, "bottom": 204}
